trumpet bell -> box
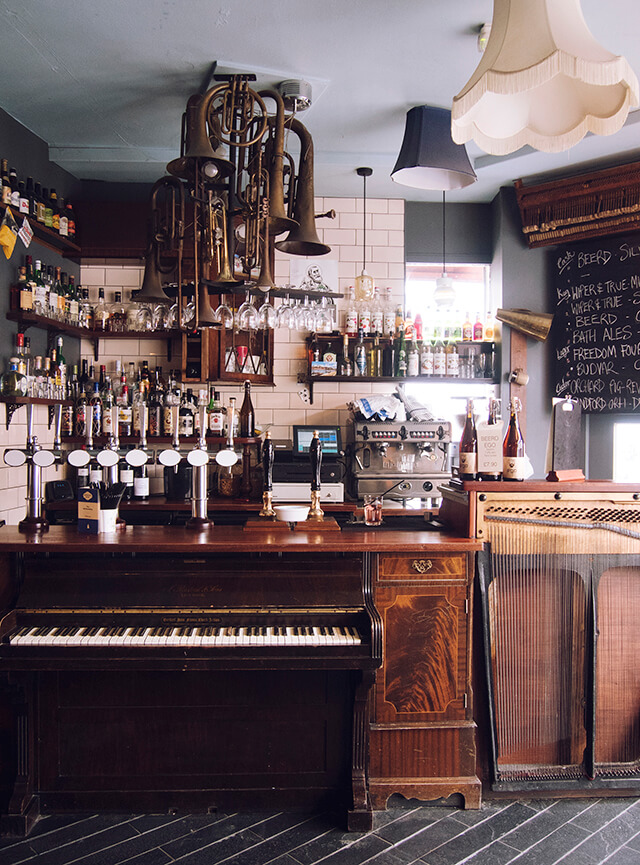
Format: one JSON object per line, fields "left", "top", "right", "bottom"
{"left": 496, "top": 308, "right": 554, "bottom": 342}
{"left": 167, "top": 94, "right": 234, "bottom": 181}
{"left": 195, "top": 282, "right": 221, "bottom": 329}
{"left": 136, "top": 251, "right": 172, "bottom": 303}
{"left": 275, "top": 230, "right": 330, "bottom": 257}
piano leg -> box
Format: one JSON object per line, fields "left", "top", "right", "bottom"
{"left": 0, "top": 673, "right": 40, "bottom": 837}
{"left": 347, "top": 670, "right": 376, "bottom": 832}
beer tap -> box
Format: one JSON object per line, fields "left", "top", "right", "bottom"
{"left": 4, "top": 403, "right": 60, "bottom": 533}
{"left": 259, "top": 430, "right": 276, "bottom": 517}
{"left": 186, "top": 401, "right": 211, "bottom": 529}
{"left": 158, "top": 404, "right": 182, "bottom": 471}
{"left": 308, "top": 429, "right": 324, "bottom": 521}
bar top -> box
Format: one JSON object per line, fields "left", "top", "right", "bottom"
{"left": 0, "top": 524, "right": 481, "bottom": 554}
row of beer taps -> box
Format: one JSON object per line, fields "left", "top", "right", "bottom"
{"left": 3, "top": 400, "right": 242, "bottom": 533}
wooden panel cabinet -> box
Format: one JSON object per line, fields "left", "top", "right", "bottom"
{"left": 369, "top": 552, "right": 481, "bottom": 809}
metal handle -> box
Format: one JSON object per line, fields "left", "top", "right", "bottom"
{"left": 412, "top": 559, "right": 433, "bottom": 574}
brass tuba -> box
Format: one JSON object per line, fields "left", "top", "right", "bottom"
{"left": 275, "top": 117, "right": 330, "bottom": 256}
{"left": 260, "top": 89, "right": 298, "bottom": 237}
{"left": 167, "top": 93, "right": 234, "bottom": 182}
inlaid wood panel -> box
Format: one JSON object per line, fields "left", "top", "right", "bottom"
{"left": 378, "top": 554, "right": 466, "bottom": 582}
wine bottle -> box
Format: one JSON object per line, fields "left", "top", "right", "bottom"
{"left": 133, "top": 464, "right": 150, "bottom": 501}
{"left": 338, "top": 334, "right": 353, "bottom": 377}
{"left": 239, "top": 380, "right": 255, "bottom": 437}
{"left": 503, "top": 398, "right": 526, "bottom": 481}
{"left": 90, "top": 382, "right": 103, "bottom": 437}
{"left": 354, "top": 328, "right": 367, "bottom": 377}
{"left": 481, "top": 398, "right": 502, "bottom": 481}
{"left": 458, "top": 399, "right": 478, "bottom": 480}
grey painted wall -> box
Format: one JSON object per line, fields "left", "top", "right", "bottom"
{"left": 405, "top": 200, "right": 493, "bottom": 264}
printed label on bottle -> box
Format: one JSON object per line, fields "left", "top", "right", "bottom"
{"left": 346, "top": 311, "right": 358, "bottom": 334}
{"left": 134, "top": 476, "right": 150, "bottom": 498}
{"left": 459, "top": 453, "right": 477, "bottom": 475}
{"left": 359, "top": 310, "right": 371, "bottom": 334}
{"left": 420, "top": 350, "right": 434, "bottom": 375}
{"left": 446, "top": 352, "right": 459, "bottom": 377}
{"left": 372, "top": 311, "right": 383, "bottom": 334}
{"left": 208, "top": 411, "right": 224, "bottom": 434}
{"left": 383, "top": 311, "right": 395, "bottom": 335}
{"left": 433, "top": 349, "right": 446, "bottom": 376}
{"left": 503, "top": 456, "right": 527, "bottom": 480}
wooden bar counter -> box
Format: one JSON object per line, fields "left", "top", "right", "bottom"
{"left": 0, "top": 523, "right": 482, "bottom": 835}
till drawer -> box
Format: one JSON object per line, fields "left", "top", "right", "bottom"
{"left": 378, "top": 553, "right": 467, "bottom": 582}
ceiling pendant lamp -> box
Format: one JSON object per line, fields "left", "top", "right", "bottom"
{"left": 451, "top": 0, "right": 639, "bottom": 156}
{"left": 355, "top": 167, "right": 375, "bottom": 301}
{"left": 391, "top": 106, "right": 477, "bottom": 190}
{"left": 434, "top": 192, "right": 455, "bottom": 308}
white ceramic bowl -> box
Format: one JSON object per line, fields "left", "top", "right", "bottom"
{"left": 274, "top": 505, "right": 310, "bottom": 523}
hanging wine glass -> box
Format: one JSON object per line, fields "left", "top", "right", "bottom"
{"left": 276, "top": 293, "right": 295, "bottom": 329}
{"left": 315, "top": 296, "right": 333, "bottom": 334}
{"left": 257, "top": 291, "right": 277, "bottom": 330}
{"left": 236, "top": 289, "right": 258, "bottom": 331}
{"left": 215, "top": 294, "right": 234, "bottom": 329}
{"left": 181, "top": 298, "right": 196, "bottom": 329}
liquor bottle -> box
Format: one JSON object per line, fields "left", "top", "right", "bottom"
{"left": 54, "top": 336, "right": 66, "bottom": 387}
{"left": 383, "top": 287, "right": 395, "bottom": 337}
{"left": 445, "top": 343, "right": 459, "bottom": 378}
{"left": 381, "top": 337, "right": 395, "bottom": 377}
{"left": 473, "top": 312, "right": 484, "bottom": 341}
{"left": 503, "top": 398, "right": 526, "bottom": 481}
{"left": 0, "top": 159, "right": 11, "bottom": 205}
{"left": 32, "top": 259, "right": 47, "bottom": 317}
{"left": 322, "top": 341, "right": 336, "bottom": 365}
{"left": 90, "top": 382, "right": 103, "bottom": 437}
{"left": 178, "top": 388, "right": 195, "bottom": 437}
{"left": 93, "top": 287, "right": 110, "bottom": 331}
{"left": 403, "top": 309, "right": 414, "bottom": 341}
{"left": 338, "top": 334, "right": 353, "bottom": 377}
{"left": 358, "top": 294, "right": 371, "bottom": 336}
{"left": 65, "top": 201, "right": 76, "bottom": 240}
{"left": 19, "top": 263, "right": 33, "bottom": 312}
{"left": 371, "top": 286, "right": 384, "bottom": 336}
{"left": 49, "top": 189, "right": 59, "bottom": 231}
{"left": 133, "top": 464, "right": 150, "bottom": 501}
{"left": 31, "top": 181, "right": 41, "bottom": 220}
{"left": 67, "top": 275, "right": 80, "bottom": 325}
{"left": 367, "top": 332, "right": 382, "bottom": 378}
{"left": 207, "top": 389, "right": 224, "bottom": 436}
{"left": 148, "top": 373, "right": 164, "bottom": 437}
{"left": 108, "top": 291, "right": 126, "bottom": 332}
{"left": 239, "top": 379, "right": 255, "bottom": 437}
{"left": 484, "top": 311, "right": 495, "bottom": 341}
{"left": 44, "top": 188, "right": 53, "bottom": 228}
{"left": 61, "top": 367, "right": 76, "bottom": 437}
{"left": 394, "top": 303, "right": 404, "bottom": 338}
{"left": 433, "top": 332, "right": 446, "bottom": 377}
{"left": 18, "top": 180, "right": 29, "bottom": 216}
{"left": 414, "top": 312, "right": 423, "bottom": 343}
{"left": 353, "top": 328, "right": 367, "bottom": 377}
{"left": 21, "top": 178, "right": 33, "bottom": 215}
{"left": 117, "top": 383, "right": 132, "bottom": 438}
{"left": 102, "top": 378, "right": 115, "bottom": 437}
{"left": 163, "top": 386, "right": 180, "bottom": 437}
{"left": 58, "top": 197, "right": 68, "bottom": 236}
{"left": 74, "top": 384, "right": 89, "bottom": 437}
{"left": 481, "top": 398, "right": 503, "bottom": 481}
{"left": 345, "top": 285, "right": 358, "bottom": 337}
{"left": 459, "top": 399, "right": 478, "bottom": 480}
{"left": 9, "top": 168, "right": 19, "bottom": 208}
{"left": 462, "top": 311, "right": 473, "bottom": 342}
{"left": 395, "top": 331, "right": 407, "bottom": 377}
{"left": 119, "top": 459, "right": 134, "bottom": 500}
{"left": 1, "top": 360, "right": 27, "bottom": 397}
{"left": 450, "top": 310, "right": 462, "bottom": 343}
{"left": 419, "top": 341, "right": 433, "bottom": 376}
{"left": 80, "top": 287, "right": 94, "bottom": 329}
{"left": 407, "top": 337, "right": 419, "bottom": 376}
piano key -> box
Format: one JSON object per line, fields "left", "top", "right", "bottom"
{"left": 7, "top": 622, "right": 363, "bottom": 649}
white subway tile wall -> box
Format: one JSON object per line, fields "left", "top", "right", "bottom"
{"left": 0, "top": 197, "right": 404, "bottom": 525}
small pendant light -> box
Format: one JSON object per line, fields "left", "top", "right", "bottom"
{"left": 354, "top": 167, "right": 374, "bottom": 301}
{"left": 434, "top": 191, "right": 455, "bottom": 308}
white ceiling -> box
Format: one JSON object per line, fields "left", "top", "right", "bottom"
{"left": 1, "top": 0, "right": 639, "bottom": 203}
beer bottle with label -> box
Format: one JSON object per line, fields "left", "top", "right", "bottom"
{"left": 458, "top": 399, "right": 477, "bottom": 480}
{"left": 503, "top": 398, "right": 526, "bottom": 481}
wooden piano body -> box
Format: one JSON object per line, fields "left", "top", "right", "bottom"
{"left": 440, "top": 480, "right": 640, "bottom": 794}
{"left": 0, "top": 526, "right": 481, "bottom": 836}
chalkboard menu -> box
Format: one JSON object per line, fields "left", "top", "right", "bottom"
{"left": 552, "top": 231, "right": 640, "bottom": 414}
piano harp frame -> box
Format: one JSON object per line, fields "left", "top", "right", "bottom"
{"left": 473, "top": 489, "right": 640, "bottom": 792}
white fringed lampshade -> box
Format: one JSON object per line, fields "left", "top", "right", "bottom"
{"left": 451, "top": 0, "right": 639, "bottom": 155}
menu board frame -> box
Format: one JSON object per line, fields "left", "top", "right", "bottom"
{"left": 551, "top": 231, "right": 640, "bottom": 414}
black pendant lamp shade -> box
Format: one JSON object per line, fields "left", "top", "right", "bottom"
{"left": 391, "top": 105, "right": 477, "bottom": 190}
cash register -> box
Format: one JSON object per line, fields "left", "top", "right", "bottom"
{"left": 271, "top": 425, "right": 345, "bottom": 502}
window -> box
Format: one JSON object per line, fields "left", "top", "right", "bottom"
{"left": 405, "top": 263, "right": 493, "bottom": 331}
{"left": 613, "top": 422, "right": 640, "bottom": 482}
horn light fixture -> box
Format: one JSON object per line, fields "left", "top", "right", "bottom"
{"left": 451, "top": 0, "right": 639, "bottom": 156}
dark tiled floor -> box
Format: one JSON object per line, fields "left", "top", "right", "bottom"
{"left": 0, "top": 799, "right": 639, "bottom": 865}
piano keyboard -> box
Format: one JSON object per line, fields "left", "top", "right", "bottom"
{"left": 9, "top": 624, "right": 362, "bottom": 648}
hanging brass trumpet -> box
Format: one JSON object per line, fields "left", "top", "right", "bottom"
{"left": 275, "top": 117, "right": 331, "bottom": 256}
{"left": 208, "top": 195, "right": 241, "bottom": 287}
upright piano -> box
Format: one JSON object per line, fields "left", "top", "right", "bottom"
{"left": 0, "top": 527, "right": 384, "bottom": 835}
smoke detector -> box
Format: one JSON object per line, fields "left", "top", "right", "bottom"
{"left": 278, "top": 79, "right": 312, "bottom": 111}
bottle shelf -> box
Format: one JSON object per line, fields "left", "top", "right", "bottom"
{"left": 59, "top": 434, "right": 260, "bottom": 446}
{"left": 0, "top": 203, "right": 80, "bottom": 258}
{"left": 0, "top": 395, "right": 72, "bottom": 429}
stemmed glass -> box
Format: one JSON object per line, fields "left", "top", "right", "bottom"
{"left": 276, "top": 293, "right": 295, "bottom": 329}
{"left": 257, "top": 291, "right": 277, "bottom": 330}
{"left": 236, "top": 289, "right": 258, "bottom": 331}
{"left": 215, "top": 294, "right": 234, "bottom": 330}
{"left": 315, "top": 297, "right": 333, "bottom": 334}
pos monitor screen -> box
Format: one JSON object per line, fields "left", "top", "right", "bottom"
{"left": 292, "top": 426, "right": 342, "bottom": 460}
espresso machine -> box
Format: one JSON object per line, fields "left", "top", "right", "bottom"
{"left": 348, "top": 419, "right": 452, "bottom": 504}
